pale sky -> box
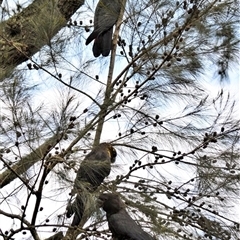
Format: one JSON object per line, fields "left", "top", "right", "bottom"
{"left": 0, "top": 1, "right": 239, "bottom": 239}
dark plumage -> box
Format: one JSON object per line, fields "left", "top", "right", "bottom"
{"left": 66, "top": 143, "right": 116, "bottom": 226}
{"left": 99, "top": 193, "right": 154, "bottom": 240}
{"left": 86, "top": 0, "right": 122, "bottom": 57}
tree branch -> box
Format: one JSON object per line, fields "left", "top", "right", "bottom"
{"left": 0, "top": 132, "right": 62, "bottom": 189}
{"left": 0, "top": 0, "right": 85, "bottom": 81}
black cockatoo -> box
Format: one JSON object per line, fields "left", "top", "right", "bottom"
{"left": 86, "top": 0, "right": 122, "bottom": 57}
{"left": 99, "top": 193, "right": 154, "bottom": 240}
{"left": 66, "top": 143, "right": 117, "bottom": 226}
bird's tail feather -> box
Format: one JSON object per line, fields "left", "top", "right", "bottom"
{"left": 93, "top": 28, "right": 113, "bottom": 57}
{"left": 66, "top": 194, "right": 84, "bottom": 226}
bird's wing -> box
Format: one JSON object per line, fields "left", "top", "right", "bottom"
{"left": 74, "top": 144, "right": 112, "bottom": 188}
{"left": 108, "top": 210, "right": 154, "bottom": 240}
{"left": 66, "top": 143, "right": 115, "bottom": 226}
{"left": 86, "top": 0, "right": 121, "bottom": 45}
{"left": 94, "top": 0, "right": 121, "bottom": 33}
{"left": 75, "top": 159, "right": 111, "bottom": 189}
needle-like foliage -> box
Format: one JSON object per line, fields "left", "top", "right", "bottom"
{"left": 0, "top": 0, "right": 239, "bottom": 240}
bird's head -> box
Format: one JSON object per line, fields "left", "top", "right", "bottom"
{"left": 98, "top": 193, "right": 125, "bottom": 215}
{"left": 100, "top": 142, "right": 117, "bottom": 163}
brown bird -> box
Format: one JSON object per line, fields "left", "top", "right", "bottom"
{"left": 99, "top": 193, "right": 154, "bottom": 240}
{"left": 86, "top": 0, "right": 122, "bottom": 57}
{"left": 66, "top": 143, "right": 117, "bottom": 226}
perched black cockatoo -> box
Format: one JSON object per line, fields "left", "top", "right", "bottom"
{"left": 86, "top": 0, "right": 122, "bottom": 57}
{"left": 99, "top": 193, "right": 154, "bottom": 240}
{"left": 66, "top": 143, "right": 117, "bottom": 226}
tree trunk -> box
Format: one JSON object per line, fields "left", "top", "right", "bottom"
{"left": 0, "top": 0, "right": 84, "bottom": 81}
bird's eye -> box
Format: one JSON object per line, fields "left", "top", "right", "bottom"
{"left": 112, "top": 147, "right": 117, "bottom": 158}
{"left": 110, "top": 147, "right": 117, "bottom": 163}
